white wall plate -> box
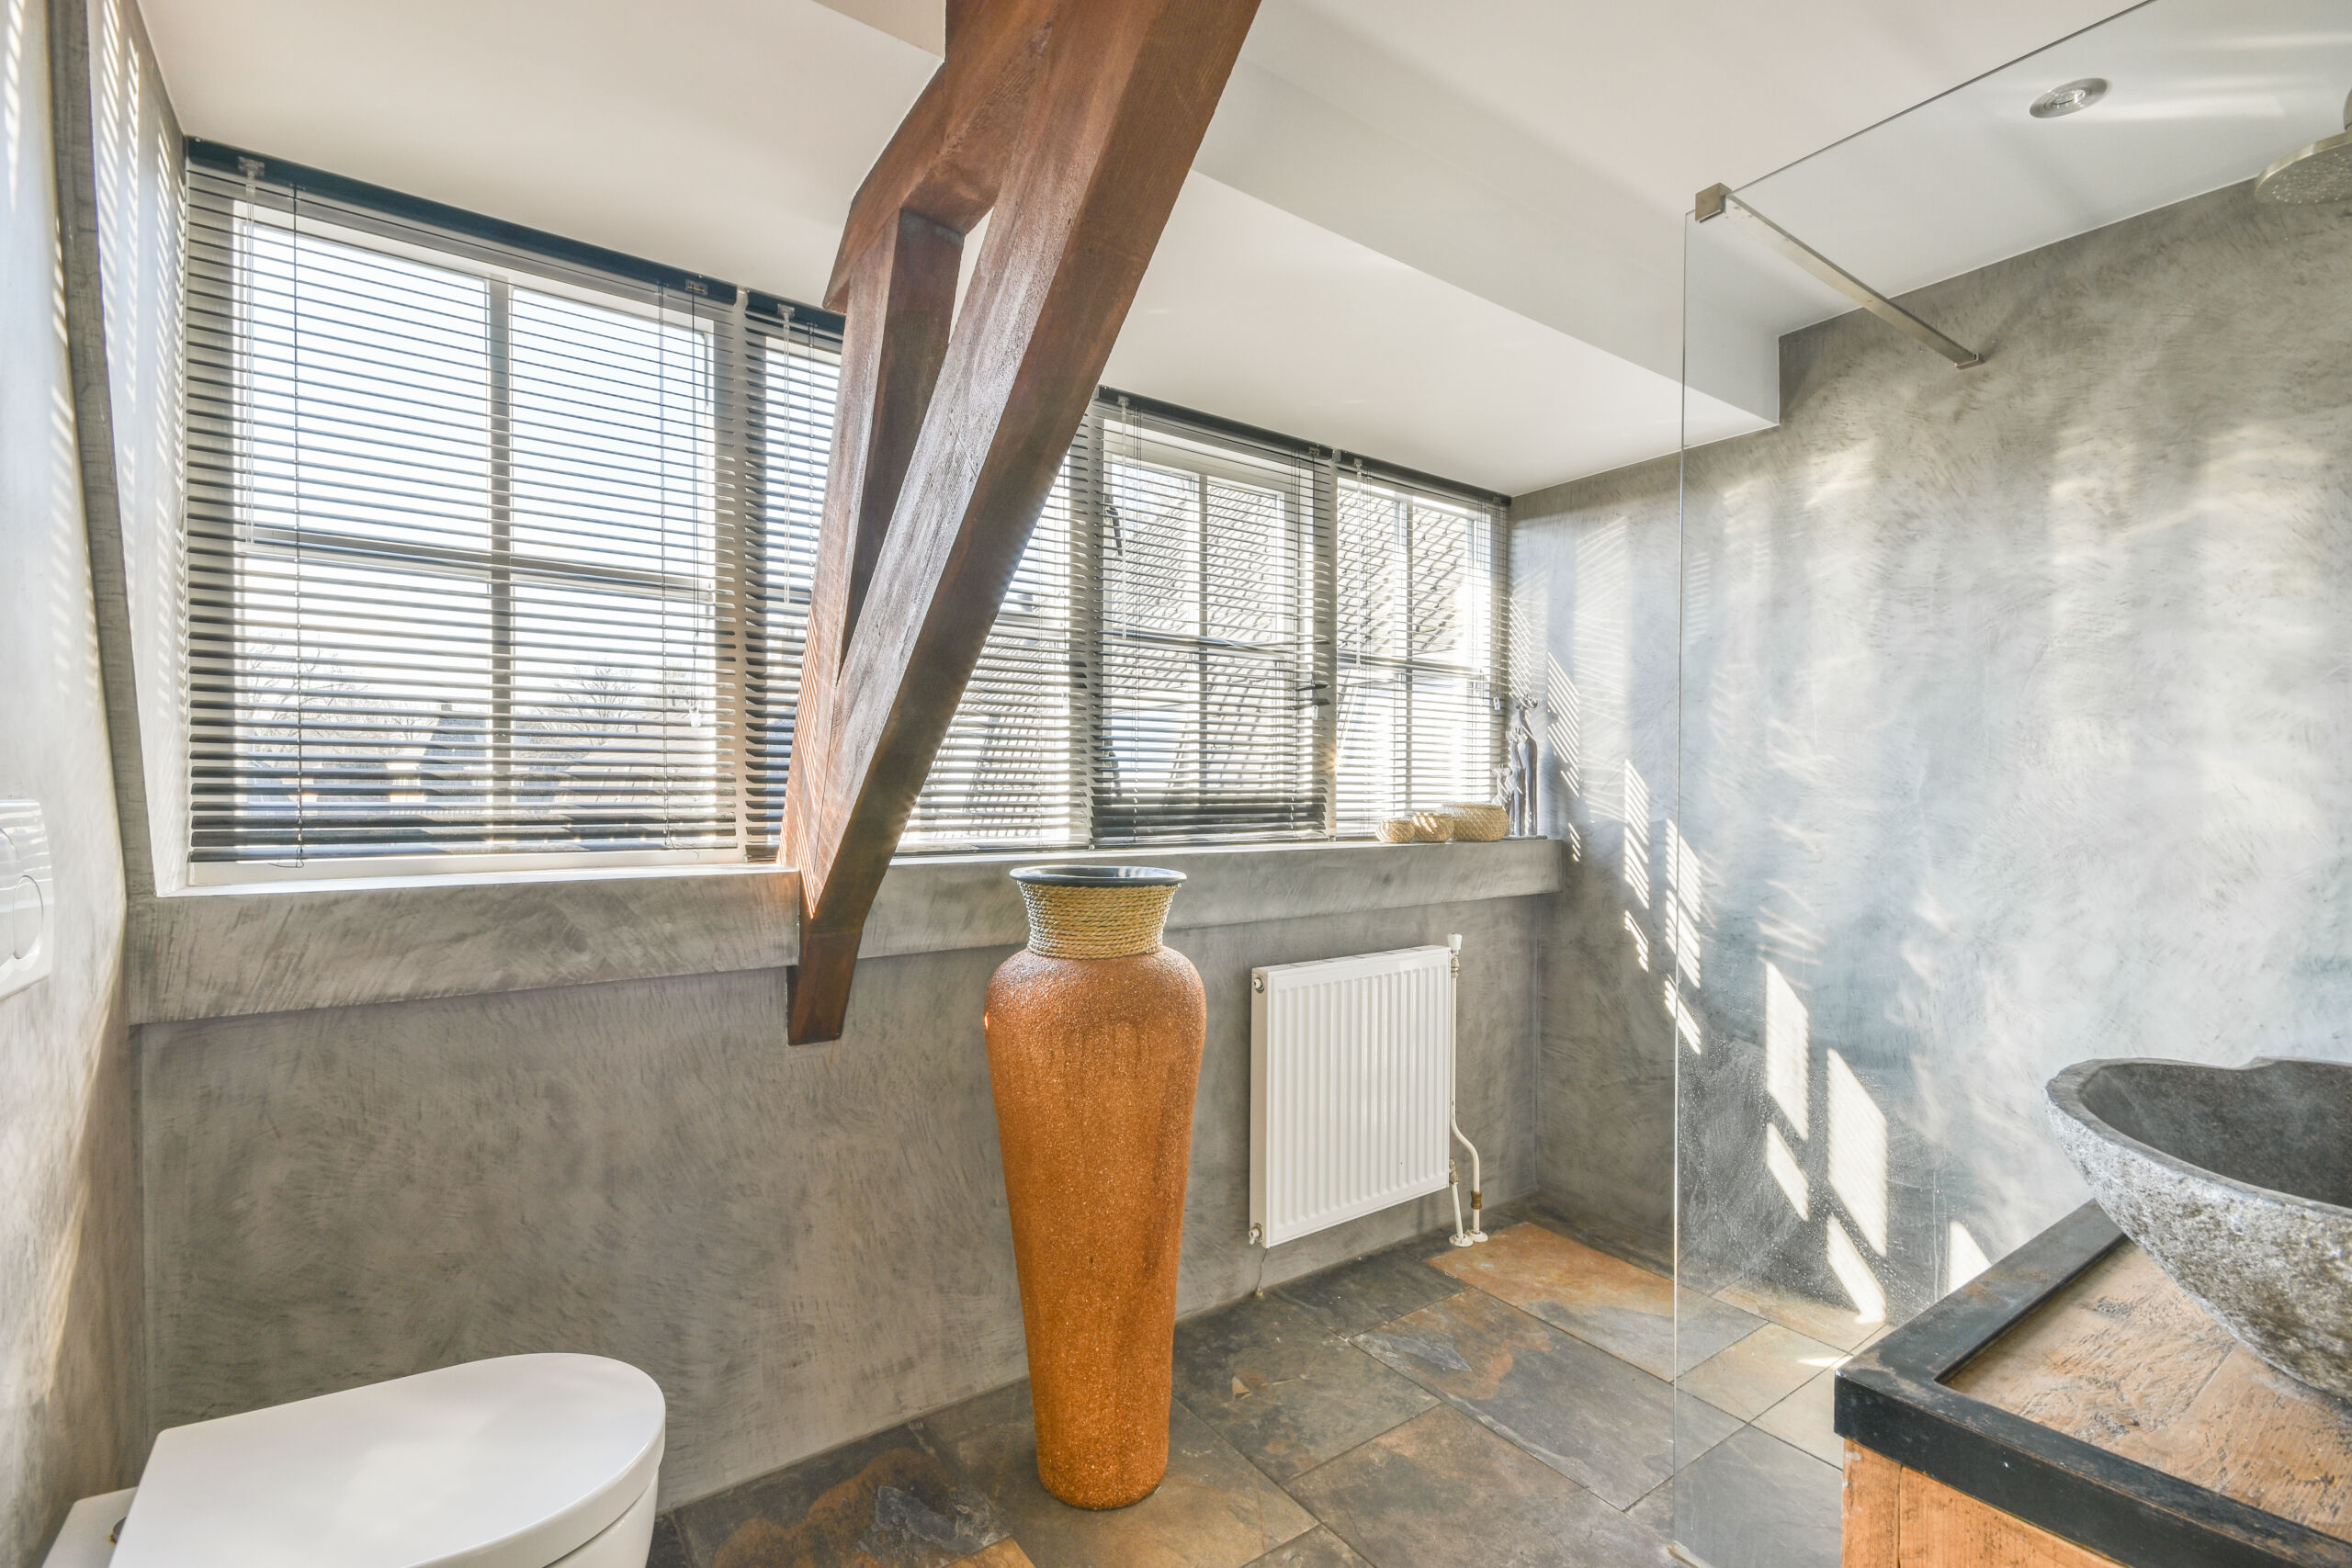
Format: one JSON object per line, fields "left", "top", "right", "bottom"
{"left": 0, "top": 799, "right": 54, "bottom": 1002}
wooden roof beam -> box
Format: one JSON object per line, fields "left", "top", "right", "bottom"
{"left": 820, "top": 0, "right": 1059, "bottom": 312}
{"left": 784, "top": 0, "right": 1261, "bottom": 1042}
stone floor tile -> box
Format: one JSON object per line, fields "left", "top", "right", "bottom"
{"left": 926, "top": 1380, "right": 1317, "bottom": 1568}
{"left": 647, "top": 1512, "right": 695, "bottom": 1568}
{"left": 1673, "top": 1393, "right": 1746, "bottom": 1472}
{"left": 1428, "top": 1222, "right": 1765, "bottom": 1379}
{"left": 1627, "top": 1480, "right": 1672, "bottom": 1541}
{"left": 674, "top": 1422, "right": 1010, "bottom": 1568}
{"left": 1486, "top": 1200, "right": 1675, "bottom": 1278}
{"left": 1171, "top": 1292, "right": 1435, "bottom": 1480}
{"left": 1679, "top": 1323, "right": 1851, "bottom": 1423}
{"left": 1286, "top": 1404, "right": 1674, "bottom": 1568}
{"left": 1353, "top": 1286, "right": 1736, "bottom": 1507}
{"left": 1270, "top": 1241, "right": 1463, "bottom": 1338}
{"left": 1673, "top": 1426, "right": 1843, "bottom": 1568}
{"left": 952, "top": 1543, "right": 1037, "bottom": 1567}
{"left": 1238, "top": 1525, "right": 1374, "bottom": 1567}
{"left": 1710, "top": 1274, "right": 1885, "bottom": 1353}
{"left": 1753, "top": 1369, "right": 1843, "bottom": 1469}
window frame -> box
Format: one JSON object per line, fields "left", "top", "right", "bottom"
{"left": 1086, "top": 404, "right": 1325, "bottom": 847}
{"left": 1331, "top": 468, "right": 1510, "bottom": 838}
{"left": 185, "top": 180, "right": 752, "bottom": 882}
{"left": 181, "top": 145, "right": 1510, "bottom": 884}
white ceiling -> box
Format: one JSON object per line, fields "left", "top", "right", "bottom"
{"left": 136, "top": 0, "right": 2328, "bottom": 494}
{"left": 1701, "top": 0, "right": 2352, "bottom": 342}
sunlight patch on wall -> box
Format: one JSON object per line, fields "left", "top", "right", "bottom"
{"left": 1509, "top": 566, "right": 1544, "bottom": 715}
{"left": 1827, "top": 1215, "right": 1887, "bottom": 1325}
{"left": 5, "top": 0, "right": 26, "bottom": 199}
{"left": 1545, "top": 655, "right": 1582, "bottom": 804}
{"left": 1766, "top": 1122, "right": 1808, "bottom": 1220}
{"left": 1828, "top": 1049, "right": 1888, "bottom": 1255}
{"left": 1947, "top": 1221, "right": 1991, "bottom": 1296}
{"left": 1664, "top": 820, "right": 1702, "bottom": 988}
{"left": 1623, "top": 910, "right": 1649, "bottom": 971}
{"left": 1764, "top": 961, "right": 1808, "bottom": 1139}
{"left": 1622, "top": 761, "right": 1650, "bottom": 908}
{"left": 1665, "top": 979, "right": 1702, "bottom": 1053}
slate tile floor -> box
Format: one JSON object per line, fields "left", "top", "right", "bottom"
{"left": 657, "top": 1205, "right": 1848, "bottom": 1568}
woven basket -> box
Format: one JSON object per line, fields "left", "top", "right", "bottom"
{"left": 1445, "top": 802, "right": 1509, "bottom": 842}
{"left": 1375, "top": 817, "right": 1420, "bottom": 844}
{"left": 1411, "top": 810, "right": 1456, "bottom": 842}
{"left": 1011, "top": 866, "right": 1184, "bottom": 959}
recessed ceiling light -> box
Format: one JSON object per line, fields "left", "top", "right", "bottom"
{"left": 2030, "top": 78, "right": 2109, "bottom": 118}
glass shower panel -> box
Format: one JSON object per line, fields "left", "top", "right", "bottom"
{"left": 1670, "top": 4, "right": 2352, "bottom": 1563}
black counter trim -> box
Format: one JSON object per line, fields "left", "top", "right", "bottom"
{"left": 1835, "top": 1201, "right": 2352, "bottom": 1567}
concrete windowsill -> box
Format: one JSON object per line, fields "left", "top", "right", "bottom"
{"left": 130, "top": 837, "right": 1566, "bottom": 1025}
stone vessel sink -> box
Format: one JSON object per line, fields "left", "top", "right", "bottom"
{"left": 2047, "top": 1056, "right": 2352, "bottom": 1400}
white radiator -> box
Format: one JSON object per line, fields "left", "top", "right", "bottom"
{"left": 1250, "top": 944, "right": 1456, "bottom": 1247}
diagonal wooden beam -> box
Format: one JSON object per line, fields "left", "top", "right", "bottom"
{"left": 820, "top": 0, "right": 1058, "bottom": 313}
{"left": 818, "top": 209, "right": 964, "bottom": 660}
{"left": 784, "top": 0, "right": 1261, "bottom": 1043}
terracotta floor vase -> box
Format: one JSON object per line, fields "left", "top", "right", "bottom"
{"left": 985, "top": 864, "right": 1205, "bottom": 1508}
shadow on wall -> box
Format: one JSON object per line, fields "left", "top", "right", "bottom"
{"left": 1517, "top": 470, "right": 1684, "bottom": 1247}
{"left": 1518, "top": 176, "right": 2352, "bottom": 1337}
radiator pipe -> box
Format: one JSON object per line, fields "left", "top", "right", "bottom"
{"left": 1446, "top": 934, "right": 1488, "bottom": 1247}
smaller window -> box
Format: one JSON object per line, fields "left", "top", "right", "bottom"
{"left": 1334, "top": 474, "right": 1502, "bottom": 835}
{"left": 1091, "top": 412, "right": 1323, "bottom": 845}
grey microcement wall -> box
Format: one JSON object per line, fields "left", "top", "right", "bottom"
{"left": 0, "top": 0, "right": 147, "bottom": 1558}
{"left": 141, "top": 894, "right": 1541, "bottom": 1507}
{"left": 1516, "top": 178, "right": 2352, "bottom": 1327}
{"left": 1513, "top": 464, "right": 1682, "bottom": 1249}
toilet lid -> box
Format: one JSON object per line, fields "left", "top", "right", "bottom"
{"left": 113, "top": 1355, "right": 665, "bottom": 1568}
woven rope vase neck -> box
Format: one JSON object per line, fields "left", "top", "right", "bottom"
{"left": 986, "top": 864, "right": 1204, "bottom": 1508}
{"left": 1016, "top": 878, "right": 1177, "bottom": 958}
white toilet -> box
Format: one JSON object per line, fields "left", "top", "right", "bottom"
{"left": 44, "top": 1354, "right": 665, "bottom": 1568}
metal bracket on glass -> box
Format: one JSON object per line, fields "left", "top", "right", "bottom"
{"left": 1695, "top": 182, "right": 1984, "bottom": 370}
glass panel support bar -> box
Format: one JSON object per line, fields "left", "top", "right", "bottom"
{"left": 1694, "top": 183, "right": 1984, "bottom": 369}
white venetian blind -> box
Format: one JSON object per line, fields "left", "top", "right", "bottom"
{"left": 900, "top": 448, "right": 1082, "bottom": 852}
{"left": 729, "top": 331, "right": 1079, "bottom": 858}
{"left": 741, "top": 314, "right": 836, "bottom": 858}
{"left": 1334, "top": 471, "right": 1502, "bottom": 834}
{"left": 1091, "top": 407, "right": 1324, "bottom": 844}
{"left": 186, "top": 158, "right": 744, "bottom": 867}
{"left": 181, "top": 147, "right": 1508, "bottom": 874}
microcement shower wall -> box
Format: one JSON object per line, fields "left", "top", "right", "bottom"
{"left": 1510, "top": 462, "right": 1682, "bottom": 1248}
{"left": 1517, "top": 178, "right": 2352, "bottom": 1323}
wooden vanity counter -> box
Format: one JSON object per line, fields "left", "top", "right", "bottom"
{"left": 1835, "top": 1204, "right": 2352, "bottom": 1568}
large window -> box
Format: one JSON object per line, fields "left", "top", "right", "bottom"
{"left": 185, "top": 150, "right": 1503, "bottom": 875}
{"left": 187, "top": 165, "right": 754, "bottom": 866}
